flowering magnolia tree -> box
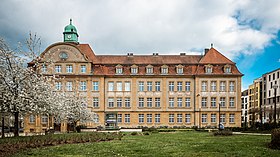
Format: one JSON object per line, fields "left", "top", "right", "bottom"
{"left": 0, "top": 34, "right": 97, "bottom": 136}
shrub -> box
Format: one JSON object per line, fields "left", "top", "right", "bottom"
{"left": 213, "top": 130, "right": 233, "bottom": 136}
{"left": 131, "top": 132, "right": 138, "bottom": 136}
{"left": 270, "top": 128, "right": 280, "bottom": 150}
{"left": 143, "top": 132, "right": 150, "bottom": 135}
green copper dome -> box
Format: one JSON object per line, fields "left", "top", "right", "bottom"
{"left": 63, "top": 19, "right": 79, "bottom": 43}
{"left": 64, "top": 19, "right": 77, "bottom": 33}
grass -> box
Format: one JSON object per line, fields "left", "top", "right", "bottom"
{"left": 13, "top": 131, "right": 280, "bottom": 157}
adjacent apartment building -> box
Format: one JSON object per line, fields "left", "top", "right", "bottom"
{"left": 241, "top": 89, "right": 248, "bottom": 127}
{"left": 24, "top": 20, "right": 243, "bottom": 133}
{"left": 248, "top": 78, "right": 262, "bottom": 126}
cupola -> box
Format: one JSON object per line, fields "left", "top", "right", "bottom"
{"left": 63, "top": 19, "right": 79, "bottom": 43}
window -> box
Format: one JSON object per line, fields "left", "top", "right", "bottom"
{"left": 108, "top": 82, "right": 114, "bottom": 91}
{"left": 202, "top": 81, "right": 207, "bottom": 92}
{"left": 185, "top": 114, "right": 191, "bottom": 123}
{"left": 185, "top": 82, "right": 191, "bottom": 91}
{"left": 125, "top": 98, "right": 131, "bottom": 108}
{"left": 93, "top": 98, "right": 99, "bottom": 108}
{"left": 205, "top": 65, "right": 212, "bottom": 73}
{"left": 55, "top": 65, "right": 61, "bottom": 73}
{"left": 147, "top": 114, "right": 152, "bottom": 123}
{"left": 211, "top": 97, "right": 216, "bottom": 107}
{"left": 185, "top": 97, "right": 191, "bottom": 107}
{"left": 80, "top": 81, "right": 87, "bottom": 91}
{"left": 138, "top": 114, "right": 144, "bottom": 123}
{"left": 92, "top": 81, "right": 99, "bottom": 91}
{"left": 66, "top": 82, "right": 72, "bottom": 91}
{"left": 161, "top": 66, "right": 168, "bottom": 74}
{"left": 146, "top": 65, "right": 153, "bottom": 74}
{"left": 66, "top": 65, "right": 73, "bottom": 73}
{"left": 177, "top": 97, "right": 183, "bottom": 107}
{"left": 202, "top": 114, "right": 207, "bottom": 123}
{"left": 220, "top": 81, "right": 226, "bottom": 92}
{"left": 211, "top": 81, "right": 217, "bottom": 92}
{"left": 117, "top": 98, "right": 122, "bottom": 107}
{"left": 169, "top": 114, "right": 175, "bottom": 123}
{"left": 220, "top": 114, "right": 226, "bottom": 123}
{"left": 229, "top": 114, "right": 235, "bottom": 123}
{"left": 220, "top": 97, "right": 226, "bottom": 107}
{"left": 117, "top": 82, "right": 122, "bottom": 91}
{"left": 41, "top": 64, "right": 47, "bottom": 73}
{"left": 147, "top": 98, "right": 153, "bottom": 108}
{"left": 177, "top": 82, "right": 183, "bottom": 91}
{"left": 41, "top": 115, "right": 48, "bottom": 123}
{"left": 155, "top": 98, "right": 161, "bottom": 107}
{"left": 125, "top": 114, "right": 130, "bottom": 123}
{"left": 201, "top": 97, "right": 207, "bottom": 108}
{"left": 229, "top": 97, "right": 235, "bottom": 107}
{"left": 224, "top": 65, "right": 231, "bottom": 73}
{"left": 138, "top": 98, "right": 144, "bottom": 108}
{"left": 131, "top": 66, "right": 138, "bottom": 74}
{"left": 116, "top": 65, "right": 123, "bottom": 74}
{"left": 169, "top": 98, "right": 174, "bottom": 107}
{"left": 155, "top": 81, "right": 161, "bottom": 91}
{"left": 229, "top": 81, "right": 235, "bottom": 92}
{"left": 155, "top": 114, "right": 160, "bottom": 123}
{"left": 138, "top": 81, "right": 144, "bottom": 91}
{"left": 125, "top": 82, "right": 131, "bottom": 91}
{"left": 29, "top": 115, "right": 35, "bottom": 123}
{"left": 177, "top": 65, "right": 183, "bottom": 74}
{"left": 117, "top": 114, "right": 122, "bottom": 123}
{"left": 80, "top": 65, "right": 86, "bottom": 73}
{"left": 147, "top": 81, "right": 153, "bottom": 91}
{"left": 108, "top": 98, "right": 114, "bottom": 108}
{"left": 55, "top": 82, "right": 62, "bottom": 91}
{"left": 169, "top": 82, "right": 175, "bottom": 91}
{"left": 211, "top": 114, "right": 216, "bottom": 123}
{"left": 177, "top": 114, "right": 182, "bottom": 123}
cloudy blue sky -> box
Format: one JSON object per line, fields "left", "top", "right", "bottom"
{"left": 0, "top": 0, "right": 279, "bottom": 90}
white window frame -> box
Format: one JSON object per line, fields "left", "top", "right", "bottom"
{"left": 80, "top": 65, "right": 86, "bottom": 73}
{"left": 177, "top": 67, "right": 183, "bottom": 74}
{"left": 185, "top": 81, "right": 191, "bottom": 92}
{"left": 185, "top": 114, "right": 191, "bottom": 123}
{"left": 66, "top": 65, "right": 73, "bottom": 73}
{"left": 138, "top": 81, "right": 144, "bottom": 91}
{"left": 155, "top": 98, "right": 160, "bottom": 107}
{"left": 108, "top": 98, "right": 114, "bottom": 108}
{"left": 202, "top": 114, "right": 207, "bottom": 123}
{"left": 229, "top": 97, "right": 235, "bottom": 107}
{"left": 220, "top": 114, "right": 226, "bottom": 123}
{"left": 169, "top": 82, "right": 174, "bottom": 91}
{"left": 211, "top": 97, "right": 216, "bottom": 107}
{"left": 116, "top": 66, "right": 123, "bottom": 74}
{"left": 41, "top": 64, "right": 47, "bottom": 73}
{"left": 147, "top": 114, "right": 152, "bottom": 123}
{"left": 138, "top": 98, "right": 144, "bottom": 108}
{"left": 131, "top": 67, "right": 138, "bottom": 74}
{"left": 211, "top": 114, "right": 216, "bottom": 123}
{"left": 147, "top": 81, "right": 153, "bottom": 91}
{"left": 177, "top": 97, "right": 183, "bottom": 108}
{"left": 220, "top": 97, "right": 226, "bottom": 107}
{"left": 66, "top": 81, "right": 73, "bottom": 91}
{"left": 138, "top": 114, "right": 144, "bottom": 123}
{"left": 229, "top": 81, "right": 235, "bottom": 92}
{"left": 177, "top": 114, "right": 182, "bottom": 123}
{"left": 202, "top": 81, "right": 207, "bottom": 92}
{"left": 185, "top": 97, "right": 191, "bottom": 107}
{"left": 169, "top": 114, "right": 174, "bottom": 123}
{"left": 41, "top": 115, "right": 48, "bottom": 123}
{"left": 169, "top": 98, "right": 174, "bottom": 108}
{"left": 55, "top": 65, "right": 62, "bottom": 73}
{"left": 229, "top": 114, "right": 235, "bottom": 123}
{"left": 117, "top": 82, "right": 122, "bottom": 91}
{"left": 55, "top": 82, "right": 62, "bottom": 91}
{"left": 125, "top": 82, "right": 131, "bottom": 91}
{"left": 117, "top": 98, "right": 122, "bottom": 108}
{"left": 211, "top": 81, "right": 217, "bottom": 92}
{"left": 80, "top": 81, "right": 87, "bottom": 91}
{"left": 93, "top": 97, "right": 99, "bottom": 108}
{"left": 29, "top": 115, "right": 35, "bottom": 123}
{"left": 220, "top": 81, "right": 226, "bottom": 92}
{"left": 201, "top": 97, "right": 207, "bottom": 108}
{"left": 108, "top": 82, "right": 114, "bottom": 91}
{"left": 155, "top": 114, "right": 160, "bottom": 123}
{"left": 125, "top": 114, "right": 130, "bottom": 123}
{"left": 146, "top": 65, "right": 153, "bottom": 74}
{"left": 117, "top": 114, "right": 122, "bottom": 123}
{"left": 125, "top": 98, "right": 131, "bottom": 108}
{"left": 177, "top": 82, "right": 183, "bottom": 91}
{"left": 92, "top": 81, "right": 99, "bottom": 91}
{"left": 147, "top": 98, "right": 153, "bottom": 108}
{"left": 155, "top": 81, "right": 161, "bottom": 91}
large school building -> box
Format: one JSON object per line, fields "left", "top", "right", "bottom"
{"left": 24, "top": 20, "right": 243, "bottom": 133}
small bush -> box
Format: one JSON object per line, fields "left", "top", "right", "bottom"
{"left": 213, "top": 130, "right": 233, "bottom": 136}
{"left": 131, "top": 132, "right": 138, "bottom": 136}
{"left": 270, "top": 128, "right": 280, "bottom": 149}
{"left": 143, "top": 132, "right": 150, "bottom": 135}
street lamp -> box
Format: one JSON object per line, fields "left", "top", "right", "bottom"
{"left": 272, "top": 85, "right": 278, "bottom": 128}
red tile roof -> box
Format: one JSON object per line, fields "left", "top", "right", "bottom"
{"left": 199, "top": 48, "right": 234, "bottom": 64}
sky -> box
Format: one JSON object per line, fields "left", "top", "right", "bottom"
{"left": 0, "top": 0, "right": 279, "bottom": 90}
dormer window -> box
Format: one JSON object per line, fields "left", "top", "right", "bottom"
{"left": 116, "top": 65, "right": 123, "bottom": 74}
{"left": 161, "top": 65, "right": 168, "bottom": 74}
{"left": 146, "top": 65, "right": 153, "bottom": 74}
{"left": 205, "top": 64, "right": 213, "bottom": 74}
{"left": 224, "top": 65, "right": 231, "bottom": 73}
{"left": 176, "top": 65, "right": 184, "bottom": 74}
{"left": 131, "top": 65, "right": 138, "bottom": 74}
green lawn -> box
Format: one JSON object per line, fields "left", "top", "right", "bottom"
{"left": 13, "top": 131, "right": 279, "bottom": 157}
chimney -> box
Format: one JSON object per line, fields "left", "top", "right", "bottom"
{"left": 127, "top": 52, "right": 134, "bottom": 56}
{"left": 204, "top": 48, "right": 209, "bottom": 55}
{"left": 153, "top": 53, "right": 159, "bottom": 56}
{"left": 180, "top": 53, "right": 186, "bottom": 56}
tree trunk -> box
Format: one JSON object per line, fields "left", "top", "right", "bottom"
{"left": 1, "top": 116, "right": 4, "bottom": 138}
{"left": 14, "top": 112, "right": 19, "bottom": 137}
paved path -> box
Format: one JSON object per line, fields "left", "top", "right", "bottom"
{"left": 233, "top": 132, "right": 271, "bottom": 136}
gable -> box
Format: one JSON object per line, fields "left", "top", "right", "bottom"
{"left": 199, "top": 48, "right": 234, "bottom": 64}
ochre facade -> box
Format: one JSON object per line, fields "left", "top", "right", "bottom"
{"left": 24, "top": 22, "right": 243, "bottom": 133}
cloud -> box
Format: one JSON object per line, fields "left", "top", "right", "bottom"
{"left": 0, "top": 0, "right": 279, "bottom": 59}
